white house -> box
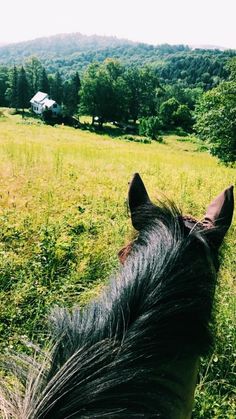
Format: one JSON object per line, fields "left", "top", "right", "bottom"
{"left": 30, "top": 91, "right": 61, "bottom": 115}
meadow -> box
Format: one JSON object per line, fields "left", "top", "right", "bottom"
{"left": 0, "top": 109, "right": 235, "bottom": 417}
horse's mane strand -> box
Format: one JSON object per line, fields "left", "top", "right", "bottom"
{"left": 0, "top": 202, "right": 218, "bottom": 418}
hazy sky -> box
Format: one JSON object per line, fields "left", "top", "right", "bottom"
{"left": 1, "top": 0, "right": 236, "bottom": 48}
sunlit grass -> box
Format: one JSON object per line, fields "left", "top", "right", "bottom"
{"left": 0, "top": 110, "right": 235, "bottom": 417}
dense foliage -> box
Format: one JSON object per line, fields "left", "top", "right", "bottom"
{"left": 0, "top": 58, "right": 81, "bottom": 117}
{"left": 0, "top": 57, "right": 198, "bottom": 134}
{"left": 194, "top": 60, "right": 236, "bottom": 163}
{"left": 0, "top": 33, "right": 235, "bottom": 86}
{"left": 0, "top": 34, "right": 236, "bottom": 163}
{"left": 139, "top": 116, "right": 163, "bottom": 141}
{"left": 79, "top": 60, "right": 161, "bottom": 125}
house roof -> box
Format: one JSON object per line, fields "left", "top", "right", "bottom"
{"left": 42, "top": 98, "right": 57, "bottom": 108}
{"left": 30, "top": 91, "right": 48, "bottom": 104}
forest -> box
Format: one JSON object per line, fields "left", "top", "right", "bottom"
{"left": 0, "top": 33, "right": 235, "bottom": 86}
{"left": 0, "top": 33, "right": 236, "bottom": 163}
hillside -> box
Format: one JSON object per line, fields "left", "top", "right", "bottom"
{"left": 0, "top": 110, "right": 235, "bottom": 417}
{"left": 0, "top": 33, "right": 134, "bottom": 62}
{"left": 0, "top": 32, "right": 236, "bottom": 86}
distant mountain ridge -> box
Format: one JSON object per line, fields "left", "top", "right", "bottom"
{"left": 0, "top": 33, "right": 234, "bottom": 64}
{"left": 0, "top": 32, "right": 235, "bottom": 89}
{"left": 0, "top": 32, "right": 190, "bottom": 75}
{"left": 1, "top": 33, "right": 233, "bottom": 52}
{"left": 0, "top": 33, "right": 135, "bottom": 60}
{"left": 190, "top": 44, "right": 229, "bottom": 51}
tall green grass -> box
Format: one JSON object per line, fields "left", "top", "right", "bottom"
{"left": 0, "top": 111, "right": 235, "bottom": 417}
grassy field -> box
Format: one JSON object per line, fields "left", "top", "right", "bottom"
{"left": 0, "top": 109, "right": 235, "bottom": 417}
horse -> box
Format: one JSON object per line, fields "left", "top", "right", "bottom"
{"left": 0, "top": 173, "right": 234, "bottom": 418}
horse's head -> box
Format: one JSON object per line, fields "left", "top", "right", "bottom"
{"left": 119, "top": 173, "right": 234, "bottom": 263}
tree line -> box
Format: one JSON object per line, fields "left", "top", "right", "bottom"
{"left": 0, "top": 57, "right": 197, "bottom": 131}
{"left": 79, "top": 59, "right": 198, "bottom": 134}
{"left": 0, "top": 56, "right": 235, "bottom": 164}
{"left": 79, "top": 58, "right": 235, "bottom": 163}
{"left": 1, "top": 34, "right": 235, "bottom": 90}
{"left": 0, "top": 57, "right": 81, "bottom": 116}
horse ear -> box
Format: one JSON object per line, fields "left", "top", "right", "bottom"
{"left": 203, "top": 185, "right": 234, "bottom": 246}
{"left": 128, "top": 173, "right": 151, "bottom": 211}
{"left": 128, "top": 173, "right": 155, "bottom": 230}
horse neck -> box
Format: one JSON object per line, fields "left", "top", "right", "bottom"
{"left": 156, "top": 356, "right": 200, "bottom": 419}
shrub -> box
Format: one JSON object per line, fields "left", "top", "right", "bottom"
{"left": 139, "top": 116, "right": 162, "bottom": 140}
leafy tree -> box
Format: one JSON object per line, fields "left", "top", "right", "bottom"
{"left": 124, "top": 67, "right": 142, "bottom": 124}
{"left": 79, "top": 61, "right": 127, "bottom": 125}
{"left": 112, "top": 75, "right": 129, "bottom": 122}
{"left": 124, "top": 66, "right": 160, "bottom": 123}
{"left": 17, "top": 67, "right": 30, "bottom": 115}
{"left": 159, "top": 84, "right": 203, "bottom": 110}
{"left": 105, "top": 59, "right": 124, "bottom": 80}
{"left": 139, "top": 116, "right": 163, "bottom": 140}
{"left": 80, "top": 63, "right": 111, "bottom": 125}
{"left": 194, "top": 81, "right": 236, "bottom": 164}
{"left": 105, "top": 59, "right": 129, "bottom": 121}
{"left": 80, "top": 61, "right": 162, "bottom": 126}
{"left": 173, "top": 104, "right": 193, "bottom": 132}
{"left": 139, "top": 66, "right": 161, "bottom": 117}
{"left": 159, "top": 97, "right": 180, "bottom": 129}
{"left": 25, "top": 56, "right": 43, "bottom": 95}
{"left": 79, "top": 63, "right": 98, "bottom": 123}
{"left": 5, "top": 66, "right": 18, "bottom": 109}
{"left": 158, "top": 96, "right": 194, "bottom": 132}
{"left": 121, "top": 66, "right": 162, "bottom": 123}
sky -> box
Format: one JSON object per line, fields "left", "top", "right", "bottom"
{"left": 1, "top": 0, "right": 236, "bottom": 49}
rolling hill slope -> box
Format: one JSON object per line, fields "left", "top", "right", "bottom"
{"left": 0, "top": 32, "right": 235, "bottom": 85}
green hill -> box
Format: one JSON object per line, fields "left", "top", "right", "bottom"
{"left": 1, "top": 33, "right": 236, "bottom": 87}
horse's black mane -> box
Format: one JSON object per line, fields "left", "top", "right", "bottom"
{"left": 31, "top": 202, "right": 217, "bottom": 418}
{"left": 0, "top": 176, "right": 233, "bottom": 419}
